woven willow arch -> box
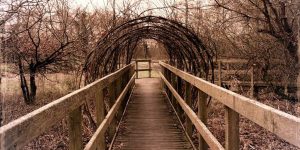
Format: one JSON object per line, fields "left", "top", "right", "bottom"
{"left": 84, "top": 16, "right": 214, "bottom": 83}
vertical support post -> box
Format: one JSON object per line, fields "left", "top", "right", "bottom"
{"left": 69, "top": 106, "right": 82, "bottom": 150}
{"left": 166, "top": 70, "right": 171, "bottom": 98}
{"left": 176, "top": 76, "right": 183, "bottom": 120}
{"left": 149, "top": 60, "right": 152, "bottom": 78}
{"left": 108, "top": 81, "right": 117, "bottom": 141}
{"left": 198, "top": 90, "right": 208, "bottom": 150}
{"left": 218, "top": 60, "right": 222, "bottom": 86}
{"left": 171, "top": 72, "right": 176, "bottom": 105}
{"left": 185, "top": 82, "right": 192, "bottom": 139}
{"left": 225, "top": 107, "right": 240, "bottom": 150}
{"left": 95, "top": 89, "right": 105, "bottom": 149}
{"left": 136, "top": 61, "right": 139, "bottom": 79}
{"left": 250, "top": 65, "right": 254, "bottom": 98}
{"left": 116, "top": 77, "right": 123, "bottom": 121}
{"left": 161, "top": 67, "right": 165, "bottom": 90}
{"left": 284, "top": 76, "right": 288, "bottom": 95}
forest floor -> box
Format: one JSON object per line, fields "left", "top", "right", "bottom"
{"left": 0, "top": 63, "right": 299, "bottom": 149}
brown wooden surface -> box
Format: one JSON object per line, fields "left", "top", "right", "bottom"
{"left": 160, "top": 72, "right": 224, "bottom": 150}
{"left": 160, "top": 62, "right": 300, "bottom": 148}
{"left": 84, "top": 73, "right": 136, "bottom": 150}
{"left": 112, "top": 78, "right": 193, "bottom": 150}
{"left": 68, "top": 106, "right": 83, "bottom": 150}
{"left": 0, "top": 63, "right": 134, "bottom": 150}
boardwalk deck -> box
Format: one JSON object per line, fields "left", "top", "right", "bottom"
{"left": 112, "top": 78, "right": 193, "bottom": 150}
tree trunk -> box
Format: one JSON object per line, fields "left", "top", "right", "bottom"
{"left": 29, "top": 64, "right": 37, "bottom": 104}
{"left": 18, "top": 59, "right": 37, "bottom": 104}
{"left": 18, "top": 59, "right": 31, "bottom": 104}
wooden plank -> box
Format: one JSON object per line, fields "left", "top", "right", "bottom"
{"left": 176, "top": 76, "right": 183, "bottom": 121}
{"left": 112, "top": 78, "right": 194, "bottom": 150}
{"left": 219, "top": 81, "right": 297, "bottom": 87}
{"left": 149, "top": 60, "right": 152, "bottom": 78}
{"left": 134, "top": 59, "right": 151, "bottom": 62}
{"left": 135, "top": 68, "right": 152, "bottom": 72}
{"left": 225, "top": 107, "right": 240, "bottom": 150}
{"left": 69, "top": 107, "right": 83, "bottom": 150}
{"left": 160, "top": 72, "right": 224, "bottom": 150}
{"left": 198, "top": 90, "right": 208, "bottom": 150}
{"left": 84, "top": 73, "right": 136, "bottom": 150}
{"left": 0, "top": 63, "right": 134, "bottom": 149}
{"left": 171, "top": 72, "right": 176, "bottom": 105}
{"left": 185, "top": 82, "right": 192, "bottom": 139}
{"left": 160, "top": 62, "right": 300, "bottom": 148}
{"left": 108, "top": 80, "right": 117, "bottom": 141}
{"left": 250, "top": 66, "right": 254, "bottom": 98}
{"left": 95, "top": 89, "right": 105, "bottom": 149}
{"left": 218, "top": 61, "right": 221, "bottom": 86}
{"left": 136, "top": 61, "right": 138, "bottom": 79}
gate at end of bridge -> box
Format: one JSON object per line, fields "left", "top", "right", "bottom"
{"left": 0, "top": 60, "right": 299, "bottom": 150}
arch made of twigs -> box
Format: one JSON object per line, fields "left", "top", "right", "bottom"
{"left": 83, "top": 16, "right": 214, "bottom": 83}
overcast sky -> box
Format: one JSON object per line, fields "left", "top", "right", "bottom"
{"left": 69, "top": 0, "right": 210, "bottom": 13}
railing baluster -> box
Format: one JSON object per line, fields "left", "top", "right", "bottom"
{"left": 171, "top": 72, "right": 176, "bottom": 105}
{"left": 198, "top": 90, "right": 208, "bottom": 150}
{"left": 176, "top": 76, "right": 183, "bottom": 121}
{"left": 69, "top": 106, "right": 83, "bottom": 150}
{"left": 116, "top": 77, "right": 123, "bottom": 121}
{"left": 250, "top": 65, "right": 254, "bottom": 98}
{"left": 95, "top": 89, "right": 105, "bottom": 149}
{"left": 135, "top": 61, "right": 138, "bottom": 79}
{"left": 218, "top": 60, "right": 222, "bottom": 86}
{"left": 108, "top": 81, "right": 117, "bottom": 141}
{"left": 149, "top": 60, "right": 152, "bottom": 78}
{"left": 225, "top": 107, "right": 240, "bottom": 150}
{"left": 185, "top": 82, "right": 192, "bottom": 139}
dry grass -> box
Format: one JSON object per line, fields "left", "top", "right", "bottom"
{"left": 0, "top": 72, "right": 85, "bottom": 150}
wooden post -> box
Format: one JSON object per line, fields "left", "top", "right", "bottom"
{"left": 135, "top": 61, "right": 138, "bottom": 79}
{"left": 149, "top": 60, "right": 152, "bottom": 78}
{"left": 171, "top": 72, "right": 176, "bottom": 105}
{"left": 185, "top": 82, "right": 192, "bottom": 139}
{"left": 176, "top": 76, "right": 183, "bottom": 121}
{"left": 161, "top": 67, "right": 165, "bottom": 91}
{"left": 218, "top": 60, "right": 222, "bottom": 86}
{"left": 116, "top": 77, "right": 123, "bottom": 121}
{"left": 95, "top": 89, "right": 105, "bottom": 149}
{"left": 108, "top": 81, "right": 117, "bottom": 141}
{"left": 250, "top": 65, "right": 254, "bottom": 98}
{"left": 198, "top": 90, "right": 208, "bottom": 150}
{"left": 69, "top": 107, "right": 82, "bottom": 150}
{"left": 225, "top": 107, "right": 240, "bottom": 150}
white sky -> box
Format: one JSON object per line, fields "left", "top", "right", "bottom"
{"left": 70, "top": 0, "right": 210, "bottom": 13}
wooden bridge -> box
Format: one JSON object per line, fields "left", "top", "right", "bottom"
{"left": 0, "top": 60, "right": 299, "bottom": 150}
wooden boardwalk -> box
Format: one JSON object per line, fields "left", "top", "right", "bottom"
{"left": 112, "top": 78, "right": 193, "bottom": 150}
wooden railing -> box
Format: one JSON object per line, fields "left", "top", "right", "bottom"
{"left": 159, "top": 61, "right": 300, "bottom": 150}
{"left": 214, "top": 59, "right": 296, "bottom": 97}
{"left": 0, "top": 63, "right": 135, "bottom": 150}
{"left": 135, "top": 59, "right": 152, "bottom": 78}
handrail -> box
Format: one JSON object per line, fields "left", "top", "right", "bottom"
{"left": 159, "top": 61, "right": 300, "bottom": 148}
{"left": 0, "top": 63, "right": 135, "bottom": 149}
{"left": 84, "top": 72, "right": 136, "bottom": 150}
{"left": 160, "top": 72, "right": 224, "bottom": 150}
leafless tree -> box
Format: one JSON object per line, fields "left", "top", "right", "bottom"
{"left": 6, "top": 0, "right": 77, "bottom": 104}
{"left": 214, "top": 0, "right": 299, "bottom": 84}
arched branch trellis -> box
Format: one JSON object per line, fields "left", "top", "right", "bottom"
{"left": 83, "top": 16, "right": 215, "bottom": 83}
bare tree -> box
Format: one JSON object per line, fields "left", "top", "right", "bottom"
{"left": 214, "top": 0, "right": 299, "bottom": 85}
{"left": 6, "top": 0, "right": 77, "bottom": 104}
